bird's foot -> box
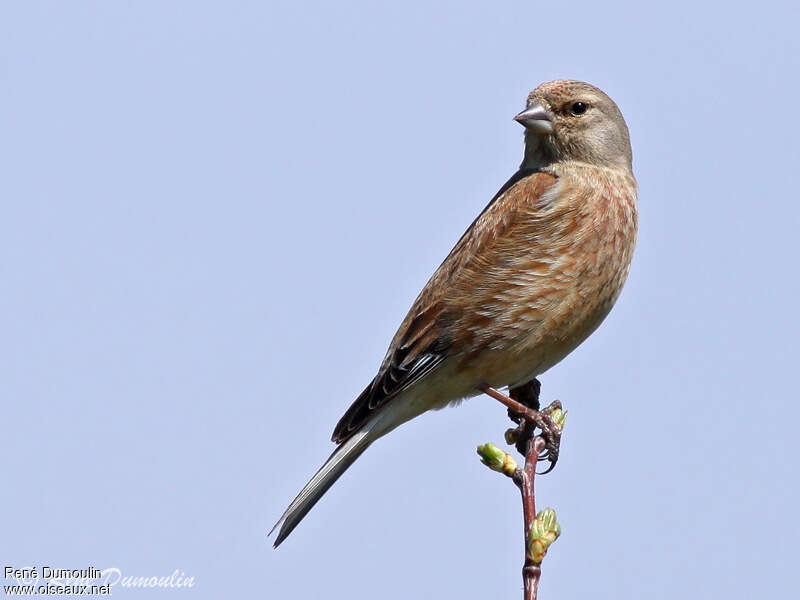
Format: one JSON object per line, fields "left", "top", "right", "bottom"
{"left": 505, "top": 402, "right": 562, "bottom": 473}
{"left": 530, "top": 400, "right": 563, "bottom": 474}
{"left": 481, "top": 380, "right": 562, "bottom": 474}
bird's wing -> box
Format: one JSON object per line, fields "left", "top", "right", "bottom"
{"left": 331, "top": 169, "right": 558, "bottom": 443}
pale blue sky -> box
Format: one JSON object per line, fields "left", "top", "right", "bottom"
{"left": 3, "top": 1, "right": 799, "bottom": 598}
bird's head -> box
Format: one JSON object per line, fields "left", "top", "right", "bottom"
{"left": 515, "top": 80, "right": 632, "bottom": 172}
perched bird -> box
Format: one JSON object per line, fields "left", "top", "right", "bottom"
{"left": 272, "top": 80, "right": 637, "bottom": 547}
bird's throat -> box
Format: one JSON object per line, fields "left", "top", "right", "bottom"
{"left": 520, "top": 133, "right": 558, "bottom": 171}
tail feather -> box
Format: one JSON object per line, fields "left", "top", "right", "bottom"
{"left": 270, "top": 427, "right": 373, "bottom": 547}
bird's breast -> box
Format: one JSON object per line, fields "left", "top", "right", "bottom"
{"left": 518, "top": 170, "right": 637, "bottom": 368}
{"left": 456, "top": 167, "right": 637, "bottom": 387}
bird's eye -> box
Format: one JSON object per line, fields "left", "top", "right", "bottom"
{"left": 570, "top": 102, "right": 588, "bottom": 116}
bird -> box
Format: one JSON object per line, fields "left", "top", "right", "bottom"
{"left": 272, "top": 79, "right": 637, "bottom": 547}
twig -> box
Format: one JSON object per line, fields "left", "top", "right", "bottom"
{"left": 515, "top": 435, "right": 546, "bottom": 600}
{"left": 476, "top": 383, "right": 564, "bottom": 600}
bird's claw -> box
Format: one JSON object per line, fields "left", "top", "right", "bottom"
{"left": 507, "top": 397, "right": 562, "bottom": 473}
{"left": 530, "top": 401, "right": 562, "bottom": 474}
{"left": 496, "top": 380, "right": 562, "bottom": 473}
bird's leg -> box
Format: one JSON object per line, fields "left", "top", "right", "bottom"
{"left": 506, "top": 379, "right": 540, "bottom": 453}
{"left": 478, "top": 382, "right": 562, "bottom": 473}
{"left": 509, "top": 378, "right": 541, "bottom": 415}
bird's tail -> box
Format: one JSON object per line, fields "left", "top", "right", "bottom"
{"left": 270, "top": 425, "right": 374, "bottom": 547}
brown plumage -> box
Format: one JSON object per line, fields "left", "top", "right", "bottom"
{"left": 273, "top": 80, "right": 638, "bottom": 546}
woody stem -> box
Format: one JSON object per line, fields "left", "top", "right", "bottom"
{"left": 478, "top": 383, "right": 546, "bottom": 600}
{"left": 517, "top": 435, "right": 545, "bottom": 600}
{"left": 479, "top": 384, "right": 538, "bottom": 420}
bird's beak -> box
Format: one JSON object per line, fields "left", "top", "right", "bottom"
{"left": 514, "top": 102, "right": 554, "bottom": 135}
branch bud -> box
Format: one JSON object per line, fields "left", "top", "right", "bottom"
{"left": 504, "top": 428, "right": 518, "bottom": 445}
{"left": 527, "top": 507, "right": 562, "bottom": 564}
{"left": 476, "top": 443, "right": 517, "bottom": 476}
{"left": 548, "top": 407, "right": 567, "bottom": 431}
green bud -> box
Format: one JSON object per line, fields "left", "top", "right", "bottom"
{"left": 548, "top": 407, "right": 567, "bottom": 431}
{"left": 527, "top": 507, "right": 562, "bottom": 564}
{"left": 476, "top": 443, "right": 517, "bottom": 476}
